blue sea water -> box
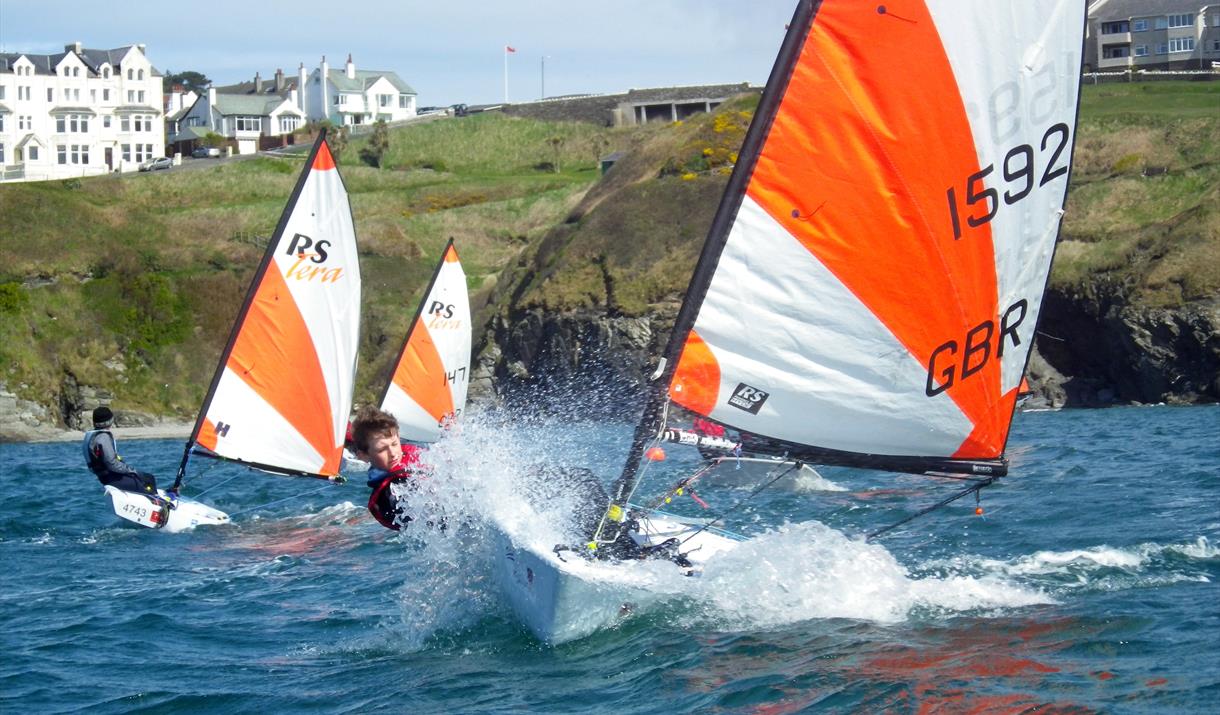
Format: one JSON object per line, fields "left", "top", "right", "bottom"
{"left": 1, "top": 405, "right": 1218, "bottom": 713}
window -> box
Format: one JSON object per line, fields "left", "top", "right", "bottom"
{"left": 279, "top": 115, "right": 300, "bottom": 133}
{"left": 29, "top": 146, "right": 38, "bottom": 161}
{"left": 1168, "top": 14, "right": 1194, "bottom": 28}
{"left": 73, "top": 89, "right": 80, "bottom": 101}
{"left": 121, "top": 144, "right": 131, "bottom": 162}
{"left": 379, "top": 94, "right": 392, "bottom": 107}
{"left": 1103, "top": 46, "right": 1131, "bottom": 58}
{"left": 188, "top": 116, "right": 203, "bottom": 127}
{"left": 18, "top": 86, "right": 31, "bottom": 101}
{"left": 57, "top": 116, "right": 66, "bottom": 132}
{"left": 58, "top": 145, "right": 67, "bottom": 164}
{"left": 0, "top": 144, "right": 4, "bottom": 164}
{"left": 1213, "top": 13, "right": 1220, "bottom": 27}
{"left": 1134, "top": 45, "right": 1149, "bottom": 56}
{"left": 0, "top": 86, "right": 5, "bottom": 100}
{"left": 102, "top": 67, "right": 110, "bottom": 78}
{"left": 121, "top": 116, "right": 130, "bottom": 132}
{"left": 73, "top": 67, "right": 80, "bottom": 77}
{"left": 127, "top": 90, "right": 135, "bottom": 103}
{"left": 235, "top": 116, "right": 261, "bottom": 132}
{"left": 399, "top": 94, "right": 410, "bottom": 108}
{"left": 1101, "top": 21, "right": 1130, "bottom": 34}
{"left": 1213, "top": 40, "right": 1220, "bottom": 51}
{"left": 19, "top": 116, "right": 31, "bottom": 130}
{"left": 48, "top": 88, "right": 54, "bottom": 102}
{"left": 0, "top": 115, "right": 4, "bottom": 132}
{"left": 70, "top": 144, "right": 89, "bottom": 165}
{"left": 1168, "top": 37, "right": 1195, "bottom": 53}
{"left": 137, "top": 90, "right": 145, "bottom": 103}
{"left": 1155, "top": 17, "right": 1168, "bottom": 30}
{"left": 103, "top": 89, "right": 110, "bottom": 102}
{"left": 138, "top": 69, "right": 144, "bottom": 80}
{"left": 333, "top": 95, "right": 341, "bottom": 105}
{"left": 91, "top": 89, "right": 96, "bottom": 102}
{"left": 1156, "top": 42, "right": 1169, "bottom": 54}
{"left": 127, "top": 69, "right": 133, "bottom": 80}
{"left": 1133, "top": 19, "right": 1148, "bottom": 32}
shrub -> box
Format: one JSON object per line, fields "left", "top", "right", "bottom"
{"left": 0, "top": 282, "right": 28, "bottom": 314}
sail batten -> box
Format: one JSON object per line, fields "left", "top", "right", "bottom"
{"left": 176, "top": 134, "right": 361, "bottom": 484}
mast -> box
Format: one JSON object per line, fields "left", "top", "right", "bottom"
{"left": 591, "top": 0, "right": 820, "bottom": 544}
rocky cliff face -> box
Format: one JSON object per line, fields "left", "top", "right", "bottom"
{"left": 1037, "top": 286, "right": 1220, "bottom": 407}
{"left": 475, "top": 308, "right": 672, "bottom": 419}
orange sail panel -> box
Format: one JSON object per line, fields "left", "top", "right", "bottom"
{"left": 670, "top": 0, "right": 1083, "bottom": 463}
{"left": 191, "top": 135, "right": 361, "bottom": 477}
{"left": 380, "top": 241, "right": 471, "bottom": 443}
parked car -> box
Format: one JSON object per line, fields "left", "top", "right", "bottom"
{"left": 192, "top": 146, "right": 221, "bottom": 158}
{"left": 138, "top": 156, "right": 172, "bottom": 172}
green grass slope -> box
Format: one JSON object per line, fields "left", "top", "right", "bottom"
{"left": 0, "top": 113, "right": 647, "bottom": 419}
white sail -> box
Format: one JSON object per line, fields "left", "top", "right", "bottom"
{"left": 186, "top": 136, "right": 361, "bottom": 477}
{"left": 379, "top": 240, "right": 471, "bottom": 443}
{"left": 666, "top": 0, "right": 1084, "bottom": 464}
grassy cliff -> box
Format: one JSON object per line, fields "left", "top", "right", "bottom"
{"left": 0, "top": 113, "right": 653, "bottom": 422}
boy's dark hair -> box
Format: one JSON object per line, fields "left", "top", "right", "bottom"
{"left": 351, "top": 405, "right": 399, "bottom": 453}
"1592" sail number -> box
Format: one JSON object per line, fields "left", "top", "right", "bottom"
{"left": 945, "top": 122, "right": 1070, "bottom": 240}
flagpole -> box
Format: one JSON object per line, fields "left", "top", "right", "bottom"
{"left": 503, "top": 46, "right": 508, "bottom": 103}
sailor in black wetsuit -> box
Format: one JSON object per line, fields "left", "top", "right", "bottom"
{"left": 82, "top": 406, "right": 158, "bottom": 495}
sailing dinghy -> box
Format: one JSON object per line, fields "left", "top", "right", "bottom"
{"left": 494, "top": 0, "right": 1086, "bottom": 643}
{"left": 107, "top": 134, "right": 362, "bottom": 532}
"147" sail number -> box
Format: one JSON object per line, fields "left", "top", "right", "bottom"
{"left": 945, "top": 122, "right": 1071, "bottom": 240}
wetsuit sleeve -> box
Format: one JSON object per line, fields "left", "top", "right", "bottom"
{"left": 95, "top": 432, "right": 137, "bottom": 475}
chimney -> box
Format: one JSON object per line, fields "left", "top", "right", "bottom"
{"left": 254, "top": 72, "right": 263, "bottom": 94}
{"left": 136, "top": 43, "right": 146, "bottom": 54}
{"left": 298, "top": 62, "right": 309, "bottom": 116}
{"left": 275, "top": 68, "right": 284, "bottom": 93}
{"left": 208, "top": 87, "right": 216, "bottom": 106}
{"left": 66, "top": 41, "right": 83, "bottom": 54}
{"left": 345, "top": 53, "right": 355, "bottom": 79}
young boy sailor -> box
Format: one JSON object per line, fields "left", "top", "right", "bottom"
{"left": 349, "top": 405, "right": 428, "bottom": 530}
{"left": 82, "top": 406, "right": 158, "bottom": 495}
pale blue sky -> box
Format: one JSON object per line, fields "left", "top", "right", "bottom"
{"left": 1, "top": 0, "right": 796, "bottom": 106}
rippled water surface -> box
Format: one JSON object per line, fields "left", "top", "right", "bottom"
{"left": 2, "top": 405, "right": 1217, "bottom": 713}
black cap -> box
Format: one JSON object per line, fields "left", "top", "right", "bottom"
{"left": 92, "top": 406, "right": 114, "bottom": 427}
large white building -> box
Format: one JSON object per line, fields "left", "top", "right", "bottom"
{"left": 0, "top": 42, "right": 165, "bottom": 183}
{"left": 301, "top": 55, "right": 417, "bottom": 126}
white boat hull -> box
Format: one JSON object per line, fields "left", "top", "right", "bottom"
{"left": 104, "top": 485, "right": 230, "bottom": 532}
{"left": 493, "top": 513, "right": 740, "bottom": 644}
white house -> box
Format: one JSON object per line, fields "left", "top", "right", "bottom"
{"left": 0, "top": 42, "right": 165, "bottom": 182}
{"left": 301, "top": 55, "right": 416, "bottom": 126}
{"left": 173, "top": 82, "right": 304, "bottom": 156}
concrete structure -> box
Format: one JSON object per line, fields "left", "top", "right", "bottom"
{"left": 301, "top": 55, "right": 417, "bottom": 126}
{"left": 1086, "top": 0, "right": 1220, "bottom": 71}
{"left": 502, "top": 83, "right": 759, "bottom": 127}
{"left": 0, "top": 42, "right": 164, "bottom": 182}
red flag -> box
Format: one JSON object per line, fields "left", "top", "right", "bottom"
{"left": 505, "top": 45, "right": 517, "bottom": 53}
